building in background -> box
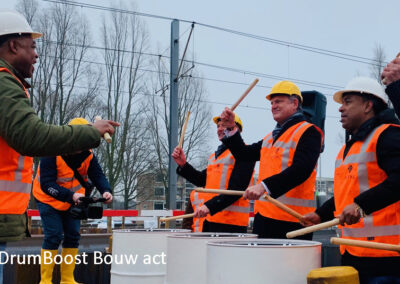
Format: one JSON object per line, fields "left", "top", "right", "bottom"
{"left": 136, "top": 170, "right": 195, "bottom": 211}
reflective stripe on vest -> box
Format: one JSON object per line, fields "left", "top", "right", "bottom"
{"left": 204, "top": 149, "right": 250, "bottom": 227}
{"left": 207, "top": 153, "right": 235, "bottom": 189}
{"left": 191, "top": 191, "right": 206, "bottom": 232}
{"left": 36, "top": 176, "right": 83, "bottom": 193}
{"left": 0, "top": 68, "right": 33, "bottom": 214}
{"left": 334, "top": 124, "right": 400, "bottom": 257}
{"left": 275, "top": 195, "right": 316, "bottom": 208}
{"left": 0, "top": 155, "right": 31, "bottom": 194}
{"left": 256, "top": 121, "right": 322, "bottom": 222}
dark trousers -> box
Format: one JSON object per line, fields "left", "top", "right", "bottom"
{"left": 252, "top": 213, "right": 313, "bottom": 240}
{"left": 342, "top": 251, "right": 400, "bottom": 284}
{"left": 36, "top": 200, "right": 81, "bottom": 250}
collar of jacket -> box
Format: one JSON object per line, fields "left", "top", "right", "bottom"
{"left": 215, "top": 144, "right": 228, "bottom": 158}
{"left": 348, "top": 108, "right": 400, "bottom": 143}
{"left": 61, "top": 150, "right": 91, "bottom": 169}
{"left": 0, "top": 58, "right": 31, "bottom": 88}
{"left": 272, "top": 111, "right": 308, "bottom": 142}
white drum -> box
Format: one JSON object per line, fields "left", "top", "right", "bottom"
{"left": 165, "top": 233, "right": 257, "bottom": 284}
{"left": 207, "top": 239, "right": 321, "bottom": 284}
{"left": 110, "top": 229, "right": 190, "bottom": 284}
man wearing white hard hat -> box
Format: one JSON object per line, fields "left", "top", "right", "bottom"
{"left": 302, "top": 77, "right": 400, "bottom": 283}
{"left": 0, "top": 10, "right": 119, "bottom": 282}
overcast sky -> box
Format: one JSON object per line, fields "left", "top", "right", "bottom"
{"left": 3, "top": 0, "right": 400, "bottom": 178}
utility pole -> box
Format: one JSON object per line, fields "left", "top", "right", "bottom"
{"left": 167, "top": 19, "right": 179, "bottom": 211}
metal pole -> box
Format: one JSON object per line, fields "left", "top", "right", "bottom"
{"left": 167, "top": 19, "right": 179, "bottom": 211}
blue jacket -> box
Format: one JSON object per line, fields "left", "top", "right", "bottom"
{"left": 38, "top": 151, "right": 111, "bottom": 204}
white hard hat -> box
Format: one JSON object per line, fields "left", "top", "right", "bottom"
{"left": 333, "top": 77, "right": 388, "bottom": 105}
{"left": 0, "top": 10, "right": 42, "bottom": 39}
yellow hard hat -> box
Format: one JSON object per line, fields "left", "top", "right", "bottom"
{"left": 266, "top": 80, "right": 303, "bottom": 103}
{"left": 213, "top": 113, "right": 243, "bottom": 132}
{"left": 68, "top": 117, "right": 90, "bottom": 125}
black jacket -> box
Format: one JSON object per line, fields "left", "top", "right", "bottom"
{"left": 316, "top": 109, "right": 400, "bottom": 221}
{"left": 221, "top": 114, "right": 322, "bottom": 199}
{"left": 177, "top": 146, "right": 255, "bottom": 216}
{"left": 386, "top": 80, "right": 400, "bottom": 118}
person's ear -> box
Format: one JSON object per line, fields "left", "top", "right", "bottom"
{"left": 8, "top": 39, "right": 19, "bottom": 54}
{"left": 364, "top": 100, "right": 374, "bottom": 114}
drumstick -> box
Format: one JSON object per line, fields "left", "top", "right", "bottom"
{"left": 196, "top": 188, "right": 304, "bottom": 221}
{"left": 178, "top": 111, "right": 190, "bottom": 148}
{"left": 195, "top": 188, "right": 245, "bottom": 196}
{"left": 160, "top": 213, "right": 194, "bottom": 222}
{"left": 286, "top": 218, "right": 340, "bottom": 239}
{"left": 95, "top": 116, "right": 112, "bottom": 143}
{"left": 231, "top": 78, "right": 259, "bottom": 111}
{"left": 331, "top": 237, "right": 400, "bottom": 253}
{"left": 382, "top": 52, "right": 400, "bottom": 85}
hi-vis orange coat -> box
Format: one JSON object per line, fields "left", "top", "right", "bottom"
{"left": 0, "top": 67, "right": 32, "bottom": 214}
{"left": 334, "top": 124, "right": 400, "bottom": 257}
{"left": 255, "top": 121, "right": 323, "bottom": 222}
{"left": 33, "top": 153, "right": 93, "bottom": 211}
{"left": 202, "top": 149, "right": 250, "bottom": 227}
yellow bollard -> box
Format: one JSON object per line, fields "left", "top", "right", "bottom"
{"left": 307, "top": 266, "right": 359, "bottom": 284}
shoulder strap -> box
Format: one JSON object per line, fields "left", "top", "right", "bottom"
{"left": 61, "top": 156, "right": 94, "bottom": 197}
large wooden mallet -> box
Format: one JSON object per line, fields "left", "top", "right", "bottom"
{"left": 286, "top": 218, "right": 340, "bottom": 239}
{"left": 178, "top": 111, "right": 190, "bottom": 148}
{"left": 331, "top": 237, "right": 400, "bottom": 253}
{"left": 230, "top": 78, "right": 259, "bottom": 111}
{"left": 195, "top": 188, "right": 304, "bottom": 222}
{"left": 95, "top": 116, "right": 112, "bottom": 143}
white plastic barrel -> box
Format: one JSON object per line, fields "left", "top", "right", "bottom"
{"left": 207, "top": 239, "right": 321, "bottom": 284}
{"left": 165, "top": 233, "right": 257, "bottom": 284}
{"left": 110, "top": 229, "right": 190, "bottom": 284}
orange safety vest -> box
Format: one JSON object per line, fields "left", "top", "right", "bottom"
{"left": 204, "top": 149, "right": 250, "bottom": 227}
{"left": 255, "top": 121, "right": 323, "bottom": 222}
{"left": 0, "top": 68, "right": 33, "bottom": 214}
{"left": 33, "top": 153, "right": 93, "bottom": 211}
{"left": 334, "top": 124, "right": 400, "bottom": 257}
{"left": 190, "top": 190, "right": 206, "bottom": 232}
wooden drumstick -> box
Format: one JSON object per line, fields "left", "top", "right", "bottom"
{"left": 178, "top": 111, "right": 190, "bottom": 148}
{"left": 95, "top": 116, "right": 112, "bottom": 143}
{"left": 286, "top": 218, "right": 340, "bottom": 239}
{"left": 382, "top": 52, "right": 400, "bottom": 85}
{"left": 195, "top": 188, "right": 304, "bottom": 221}
{"left": 331, "top": 237, "right": 400, "bottom": 253}
{"left": 231, "top": 78, "right": 259, "bottom": 111}
{"left": 160, "top": 213, "right": 194, "bottom": 222}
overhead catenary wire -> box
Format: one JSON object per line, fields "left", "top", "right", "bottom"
{"left": 37, "top": 39, "right": 343, "bottom": 91}
{"left": 41, "top": 0, "right": 388, "bottom": 67}
{"left": 42, "top": 81, "right": 342, "bottom": 119}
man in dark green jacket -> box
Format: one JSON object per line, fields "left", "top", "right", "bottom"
{"left": 0, "top": 10, "right": 119, "bottom": 247}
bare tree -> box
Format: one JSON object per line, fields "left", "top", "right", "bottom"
{"left": 22, "top": 1, "right": 101, "bottom": 125}
{"left": 99, "top": 2, "right": 151, "bottom": 208}
{"left": 147, "top": 58, "right": 212, "bottom": 208}
{"left": 16, "top": 0, "right": 38, "bottom": 26}
{"left": 17, "top": 0, "right": 104, "bottom": 208}
{"left": 370, "top": 43, "right": 387, "bottom": 84}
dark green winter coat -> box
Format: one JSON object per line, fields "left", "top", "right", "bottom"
{"left": 0, "top": 58, "right": 101, "bottom": 242}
